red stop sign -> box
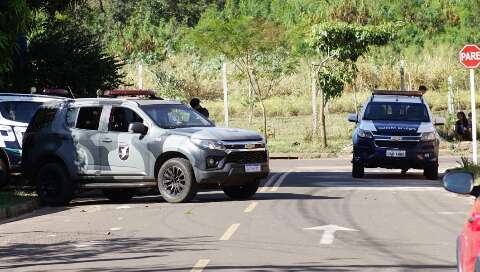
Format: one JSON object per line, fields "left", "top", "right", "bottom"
{"left": 459, "top": 44, "right": 480, "bottom": 69}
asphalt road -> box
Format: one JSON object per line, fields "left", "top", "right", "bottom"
{"left": 0, "top": 156, "right": 473, "bottom": 272}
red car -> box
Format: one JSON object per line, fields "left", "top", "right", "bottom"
{"left": 443, "top": 171, "right": 480, "bottom": 271}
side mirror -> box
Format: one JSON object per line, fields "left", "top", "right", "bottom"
{"left": 442, "top": 170, "right": 474, "bottom": 195}
{"left": 434, "top": 117, "right": 445, "bottom": 126}
{"left": 347, "top": 113, "right": 358, "bottom": 123}
{"left": 128, "top": 122, "right": 148, "bottom": 134}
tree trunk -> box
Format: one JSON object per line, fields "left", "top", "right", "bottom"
{"left": 319, "top": 86, "right": 327, "bottom": 148}
{"left": 311, "top": 65, "right": 318, "bottom": 140}
{"left": 259, "top": 100, "right": 268, "bottom": 143}
{"left": 353, "top": 83, "right": 358, "bottom": 115}
{"left": 248, "top": 83, "right": 253, "bottom": 125}
{"left": 98, "top": 0, "right": 105, "bottom": 13}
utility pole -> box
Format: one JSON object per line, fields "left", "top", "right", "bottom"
{"left": 222, "top": 62, "right": 229, "bottom": 127}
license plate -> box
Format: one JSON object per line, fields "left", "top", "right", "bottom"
{"left": 245, "top": 164, "right": 261, "bottom": 173}
{"left": 386, "top": 150, "right": 406, "bottom": 157}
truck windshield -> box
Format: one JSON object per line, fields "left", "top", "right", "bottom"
{"left": 363, "top": 102, "right": 430, "bottom": 122}
{"left": 0, "top": 101, "right": 42, "bottom": 123}
{"left": 141, "top": 104, "right": 214, "bottom": 129}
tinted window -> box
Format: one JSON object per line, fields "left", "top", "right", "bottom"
{"left": 66, "top": 107, "right": 78, "bottom": 128}
{"left": 28, "top": 107, "right": 58, "bottom": 133}
{"left": 141, "top": 104, "right": 213, "bottom": 129}
{"left": 363, "top": 102, "right": 430, "bottom": 122}
{"left": 76, "top": 107, "right": 102, "bottom": 130}
{"left": 109, "top": 107, "right": 143, "bottom": 132}
{"left": 0, "top": 101, "right": 42, "bottom": 123}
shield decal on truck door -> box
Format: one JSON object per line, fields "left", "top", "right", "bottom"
{"left": 118, "top": 142, "right": 129, "bottom": 160}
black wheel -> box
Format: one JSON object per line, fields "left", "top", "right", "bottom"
{"left": 424, "top": 164, "right": 438, "bottom": 180}
{"left": 103, "top": 189, "right": 135, "bottom": 202}
{"left": 158, "top": 158, "right": 197, "bottom": 203}
{"left": 222, "top": 179, "right": 260, "bottom": 200}
{"left": 352, "top": 162, "right": 364, "bottom": 178}
{"left": 0, "top": 159, "right": 8, "bottom": 188}
{"left": 36, "top": 163, "right": 74, "bottom": 206}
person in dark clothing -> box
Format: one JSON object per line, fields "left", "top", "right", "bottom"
{"left": 455, "top": 111, "right": 471, "bottom": 141}
{"left": 190, "top": 98, "right": 209, "bottom": 118}
{"left": 418, "top": 85, "right": 427, "bottom": 94}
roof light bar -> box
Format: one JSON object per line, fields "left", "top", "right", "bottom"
{"left": 102, "top": 89, "right": 161, "bottom": 99}
{"left": 372, "top": 90, "right": 423, "bottom": 97}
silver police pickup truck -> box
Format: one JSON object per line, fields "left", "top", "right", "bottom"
{"left": 22, "top": 91, "right": 269, "bottom": 205}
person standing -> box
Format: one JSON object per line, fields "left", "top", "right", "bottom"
{"left": 418, "top": 85, "right": 427, "bottom": 94}
{"left": 190, "top": 98, "right": 209, "bottom": 118}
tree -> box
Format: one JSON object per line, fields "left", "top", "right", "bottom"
{"left": 0, "top": 1, "right": 30, "bottom": 86}
{"left": 27, "top": 21, "right": 123, "bottom": 97}
{"left": 308, "top": 22, "right": 394, "bottom": 147}
{"left": 191, "top": 9, "right": 296, "bottom": 140}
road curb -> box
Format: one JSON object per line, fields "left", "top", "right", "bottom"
{"left": 0, "top": 199, "right": 40, "bottom": 221}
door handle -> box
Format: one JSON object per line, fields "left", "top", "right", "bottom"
{"left": 102, "top": 138, "right": 113, "bottom": 143}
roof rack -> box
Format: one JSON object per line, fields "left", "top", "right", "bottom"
{"left": 372, "top": 90, "right": 423, "bottom": 97}
{"left": 101, "top": 89, "right": 162, "bottom": 100}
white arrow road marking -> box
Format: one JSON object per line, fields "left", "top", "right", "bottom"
{"left": 270, "top": 171, "right": 292, "bottom": 192}
{"left": 220, "top": 223, "right": 240, "bottom": 241}
{"left": 259, "top": 173, "right": 280, "bottom": 192}
{"left": 191, "top": 259, "right": 210, "bottom": 272}
{"left": 244, "top": 201, "right": 258, "bottom": 213}
{"left": 304, "top": 225, "right": 358, "bottom": 245}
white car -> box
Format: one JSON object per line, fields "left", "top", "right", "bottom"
{"left": 0, "top": 93, "right": 64, "bottom": 186}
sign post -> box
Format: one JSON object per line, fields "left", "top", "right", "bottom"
{"left": 459, "top": 44, "right": 480, "bottom": 164}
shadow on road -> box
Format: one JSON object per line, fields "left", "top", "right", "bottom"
{"left": 0, "top": 236, "right": 212, "bottom": 271}
{"left": 279, "top": 171, "right": 444, "bottom": 188}
{"left": 36, "top": 263, "right": 456, "bottom": 271}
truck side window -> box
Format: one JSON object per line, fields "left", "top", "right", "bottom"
{"left": 27, "top": 107, "right": 58, "bottom": 133}
{"left": 108, "top": 107, "right": 143, "bottom": 132}
{"left": 66, "top": 107, "right": 79, "bottom": 128}
{"left": 76, "top": 107, "right": 102, "bottom": 130}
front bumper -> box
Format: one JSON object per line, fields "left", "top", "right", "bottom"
{"left": 194, "top": 162, "right": 270, "bottom": 185}
{"left": 353, "top": 137, "right": 438, "bottom": 169}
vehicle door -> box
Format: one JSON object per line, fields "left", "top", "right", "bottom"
{"left": 99, "top": 105, "right": 149, "bottom": 176}
{"left": 458, "top": 197, "right": 480, "bottom": 272}
{"left": 67, "top": 106, "right": 104, "bottom": 175}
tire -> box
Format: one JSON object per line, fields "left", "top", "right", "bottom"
{"left": 0, "top": 159, "right": 9, "bottom": 188}
{"left": 35, "top": 163, "right": 74, "bottom": 206}
{"left": 103, "top": 189, "right": 135, "bottom": 202}
{"left": 424, "top": 164, "right": 438, "bottom": 180}
{"left": 352, "top": 162, "right": 364, "bottom": 178}
{"left": 157, "top": 158, "right": 197, "bottom": 203}
{"left": 222, "top": 179, "right": 260, "bottom": 200}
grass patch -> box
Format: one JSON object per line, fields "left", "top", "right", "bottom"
{"left": 215, "top": 114, "right": 353, "bottom": 154}
{"left": 0, "top": 191, "right": 37, "bottom": 209}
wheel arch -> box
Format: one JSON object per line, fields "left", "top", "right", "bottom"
{"left": 27, "top": 154, "right": 69, "bottom": 183}
{"left": 154, "top": 151, "right": 191, "bottom": 178}
{"left": 0, "top": 148, "right": 10, "bottom": 169}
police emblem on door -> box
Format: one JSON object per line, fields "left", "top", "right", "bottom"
{"left": 118, "top": 143, "right": 129, "bottom": 160}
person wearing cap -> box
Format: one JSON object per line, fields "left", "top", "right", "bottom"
{"left": 418, "top": 85, "right": 427, "bottom": 94}
{"left": 190, "top": 98, "right": 209, "bottom": 118}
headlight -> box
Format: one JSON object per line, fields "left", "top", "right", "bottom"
{"left": 358, "top": 128, "right": 373, "bottom": 139}
{"left": 191, "top": 138, "right": 226, "bottom": 150}
{"left": 421, "top": 132, "right": 436, "bottom": 141}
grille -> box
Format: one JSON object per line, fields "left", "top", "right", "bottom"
{"left": 374, "top": 130, "right": 420, "bottom": 136}
{"left": 225, "top": 151, "right": 268, "bottom": 164}
{"left": 375, "top": 140, "right": 418, "bottom": 148}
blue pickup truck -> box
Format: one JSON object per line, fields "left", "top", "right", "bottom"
{"left": 348, "top": 90, "right": 445, "bottom": 180}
